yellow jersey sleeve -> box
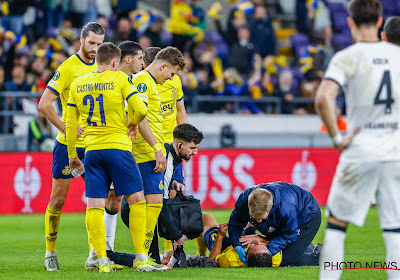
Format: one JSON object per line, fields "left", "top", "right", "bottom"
{"left": 66, "top": 81, "right": 78, "bottom": 158}
{"left": 46, "top": 63, "right": 71, "bottom": 97}
{"left": 175, "top": 75, "right": 184, "bottom": 101}
{"left": 118, "top": 73, "right": 147, "bottom": 125}
{"left": 131, "top": 71, "right": 165, "bottom": 163}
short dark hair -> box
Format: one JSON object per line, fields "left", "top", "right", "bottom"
{"left": 143, "top": 47, "right": 161, "bottom": 67}
{"left": 154, "top": 46, "right": 186, "bottom": 70}
{"left": 348, "top": 0, "right": 382, "bottom": 27}
{"left": 247, "top": 252, "right": 273, "bottom": 268}
{"left": 96, "top": 42, "right": 121, "bottom": 64}
{"left": 384, "top": 16, "right": 400, "bottom": 45}
{"left": 118, "top": 41, "right": 143, "bottom": 60}
{"left": 173, "top": 124, "right": 204, "bottom": 144}
{"left": 81, "top": 22, "right": 105, "bottom": 38}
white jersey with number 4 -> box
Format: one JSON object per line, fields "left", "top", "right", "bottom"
{"left": 324, "top": 41, "right": 400, "bottom": 162}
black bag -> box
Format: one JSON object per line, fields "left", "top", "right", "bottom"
{"left": 158, "top": 191, "right": 203, "bottom": 241}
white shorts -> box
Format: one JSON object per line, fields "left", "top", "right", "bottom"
{"left": 327, "top": 160, "right": 400, "bottom": 229}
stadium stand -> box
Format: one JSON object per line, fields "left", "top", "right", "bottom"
{"left": 0, "top": 0, "right": 396, "bottom": 151}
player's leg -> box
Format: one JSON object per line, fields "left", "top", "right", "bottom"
{"left": 161, "top": 189, "right": 176, "bottom": 263}
{"left": 196, "top": 213, "right": 219, "bottom": 256}
{"left": 319, "top": 161, "right": 378, "bottom": 280}
{"left": 44, "top": 141, "right": 83, "bottom": 271}
{"left": 280, "top": 205, "right": 321, "bottom": 266}
{"left": 44, "top": 177, "right": 71, "bottom": 271}
{"left": 140, "top": 161, "right": 164, "bottom": 256}
{"left": 85, "top": 150, "right": 112, "bottom": 273}
{"left": 104, "top": 187, "right": 122, "bottom": 251}
{"left": 377, "top": 162, "right": 400, "bottom": 280}
{"left": 110, "top": 151, "right": 167, "bottom": 271}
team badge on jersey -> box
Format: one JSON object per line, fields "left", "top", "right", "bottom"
{"left": 52, "top": 72, "right": 60, "bottom": 81}
{"left": 158, "top": 180, "right": 164, "bottom": 190}
{"left": 137, "top": 83, "right": 147, "bottom": 93}
{"left": 62, "top": 166, "right": 71, "bottom": 175}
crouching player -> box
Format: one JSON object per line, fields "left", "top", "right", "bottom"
{"left": 66, "top": 42, "right": 167, "bottom": 272}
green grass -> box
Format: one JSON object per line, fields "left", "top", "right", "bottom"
{"left": 0, "top": 208, "right": 387, "bottom": 279}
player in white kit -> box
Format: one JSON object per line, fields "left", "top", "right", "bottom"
{"left": 316, "top": 0, "right": 400, "bottom": 278}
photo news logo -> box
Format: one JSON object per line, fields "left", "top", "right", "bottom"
{"left": 324, "top": 261, "right": 400, "bottom": 271}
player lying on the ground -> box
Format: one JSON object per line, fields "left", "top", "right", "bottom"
{"left": 229, "top": 181, "right": 321, "bottom": 267}
{"left": 195, "top": 212, "right": 321, "bottom": 268}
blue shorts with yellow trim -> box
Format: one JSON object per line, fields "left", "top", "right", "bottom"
{"left": 138, "top": 160, "right": 164, "bottom": 195}
{"left": 52, "top": 140, "right": 85, "bottom": 179}
{"left": 85, "top": 149, "right": 143, "bottom": 198}
{"left": 204, "top": 227, "right": 231, "bottom": 252}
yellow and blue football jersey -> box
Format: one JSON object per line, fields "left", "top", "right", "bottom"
{"left": 215, "top": 245, "right": 282, "bottom": 268}
{"left": 46, "top": 54, "right": 97, "bottom": 148}
{"left": 66, "top": 70, "right": 147, "bottom": 158}
{"left": 158, "top": 74, "right": 184, "bottom": 144}
{"left": 129, "top": 70, "right": 166, "bottom": 163}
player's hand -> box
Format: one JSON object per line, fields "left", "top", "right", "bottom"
{"left": 334, "top": 128, "right": 360, "bottom": 152}
{"left": 154, "top": 150, "right": 166, "bottom": 173}
{"left": 239, "top": 234, "right": 268, "bottom": 246}
{"left": 171, "top": 180, "right": 185, "bottom": 192}
{"left": 69, "top": 157, "right": 84, "bottom": 173}
{"left": 77, "top": 126, "right": 84, "bottom": 138}
{"left": 218, "top": 223, "right": 229, "bottom": 236}
{"left": 127, "top": 123, "right": 138, "bottom": 140}
{"left": 174, "top": 234, "right": 188, "bottom": 249}
{"left": 235, "top": 246, "right": 248, "bottom": 265}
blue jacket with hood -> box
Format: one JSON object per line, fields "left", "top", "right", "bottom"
{"left": 228, "top": 181, "right": 320, "bottom": 256}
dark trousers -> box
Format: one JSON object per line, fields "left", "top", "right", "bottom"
{"left": 281, "top": 208, "right": 321, "bottom": 266}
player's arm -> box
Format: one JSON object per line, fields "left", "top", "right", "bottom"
{"left": 175, "top": 77, "right": 187, "bottom": 124}
{"left": 176, "top": 99, "right": 187, "bottom": 124}
{"left": 126, "top": 93, "right": 147, "bottom": 125}
{"left": 65, "top": 86, "right": 83, "bottom": 170}
{"left": 315, "top": 79, "right": 340, "bottom": 139}
{"left": 228, "top": 192, "right": 251, "bottom": 247}
{"left": 209, "top": 223, "right": 228, "bottom": 260}
{"left": 138, "top": 118, "right": 166, "bottom": 172}
{"left": 38, "top": 88, "right": 66, "bottom": 134}
{"left": 315, "top": 52, "right": 358, "bottom": 151}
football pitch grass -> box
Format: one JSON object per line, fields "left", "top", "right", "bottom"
{"left": 0, "top": 208, "right": 387, "bottom": 279}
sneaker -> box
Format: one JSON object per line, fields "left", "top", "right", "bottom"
{"left": 86, "top": 256, "right": 123, "bottom": 271}
{"left": 44, "top": 256, "right": 61, "bottom": 271}
{"left": 313, "top": 243, "right": 322, "bottom": 255}
{"left": 135, "top": 257, "right": 168, "bottom": 272}
{"left": 161, "top": 256, "right": 171, "bottom": 265}
{"left": 110, "top": 261, "right": 124, "bottom": 270}
{"left": 99, "top": 264, "right": 112, "bottom": 273}
{"left": 85, "top": 255, "right": 99, "bottom": 271}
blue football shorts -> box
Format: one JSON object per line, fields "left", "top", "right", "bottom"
{"left": 138, "top": 160, "right": 165, "bottom": 196}
{"left": 85, "top": 149, "right": 143, "bottom": 198}
{"left": 52, "top": 140, "right": 85, "bottom": 179}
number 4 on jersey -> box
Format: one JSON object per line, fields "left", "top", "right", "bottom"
{"left": 374, "top": 70, "right": 394, "bottom": 115}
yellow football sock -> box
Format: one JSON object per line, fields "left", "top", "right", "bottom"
{"left": 129, "top": 201, "right": 147, "bottom": 254}
{"left": 45, "top": 205, "right": 61, "bottom": 251}
{"left": 86, "top": 207, "right": 106, "bottom": 259}
{"left": 196, "top": 236, "right": 208, "bottom": 256}
{"left": 164, "top": 239, "right": 173, "bottom": 252}
{"left": 144, "top": 203, "right": 162, "bottom": 254}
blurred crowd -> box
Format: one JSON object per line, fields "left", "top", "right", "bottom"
{"left": 0, "top": 0, "right": 398, "bottom": 134}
